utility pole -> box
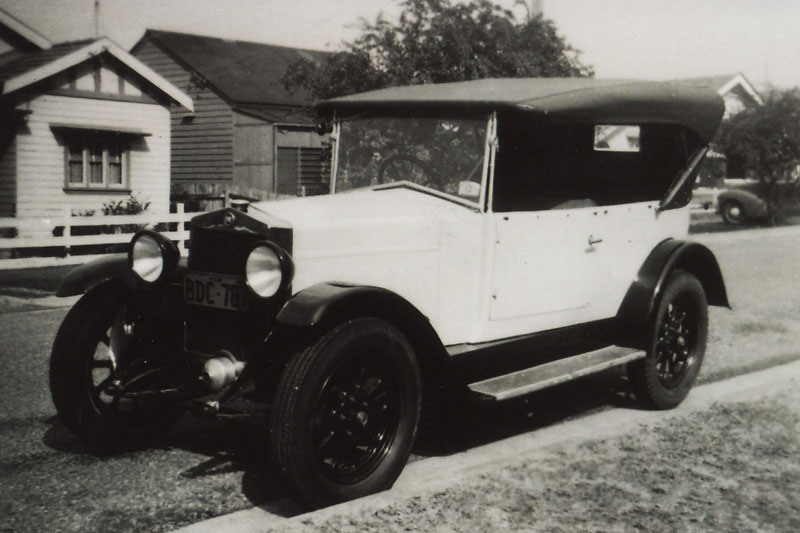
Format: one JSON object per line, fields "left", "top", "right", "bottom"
{"left": 530, "top": 0, "right": 543, "bottom": 16}
{"left": 93, "top": 0, "right": 100, "bottom": 38}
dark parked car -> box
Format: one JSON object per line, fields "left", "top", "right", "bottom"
{"left": 50, "top": 78, "right": 728, "bottom": 508}
{"left": 717, "top": 175, "right": 800, "bottom": 224}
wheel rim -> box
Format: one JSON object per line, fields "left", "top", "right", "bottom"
{"left": 311, "top": 350, "right": 402, "bottom": 485}
{"left": 654, "top": 295, "right": 697, "bottom": 388}
{"left": 724, "top": 202, "right": 743, "bottom": 222}
{"left": 88, "top": 309, "right": 136, "bottom": 415}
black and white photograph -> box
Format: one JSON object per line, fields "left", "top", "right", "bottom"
{"left": 1, "top": 1, "right": 799, "bottom": 531}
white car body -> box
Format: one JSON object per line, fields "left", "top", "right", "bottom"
{"left": 252, "top": 186, "right": 689, "bottom": 346}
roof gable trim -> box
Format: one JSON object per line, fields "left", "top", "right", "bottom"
{"left": 718, "top": 73, "right": 763, "bottom": 106}
{"left": 0, "top": 9, "right": 51, "bottom": 50}
{"left": 2, "top": 37, "right": 193, "bottom": 111}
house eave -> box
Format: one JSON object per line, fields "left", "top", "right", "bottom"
{"left": 1, "top": 37, "right": 194, "bottom": 111}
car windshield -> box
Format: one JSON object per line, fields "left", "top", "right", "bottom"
{"left": 334, "top": 116, "right": 489, "bottom": 206}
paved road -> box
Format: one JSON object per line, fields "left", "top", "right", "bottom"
{"left": 0, "top": 227, "right": 798, "bottom": 533}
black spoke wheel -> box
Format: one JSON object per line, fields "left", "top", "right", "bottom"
{"left": 270, "top": 318, "right": 421, "bottom": 507}
{"left": 628, "top": 270, "right": 708, "bottom": 409}
{"left": 50, "top": 282, "right": 179, "bottom": 449}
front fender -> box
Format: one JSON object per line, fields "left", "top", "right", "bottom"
{"left": 276, "top": 282, "right": 449, "bottom": 386}
{"left": 276, "top": 283, "right": 431, "bottom": 330}
{"left": 56, "top": 254, "right": 132, "bottom": 297}
{"left": 616, "top": 239, "right": 729, "bottom": 348}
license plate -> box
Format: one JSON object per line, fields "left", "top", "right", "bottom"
{"left": 184, "top": 272, "right": 248, "bottom": 311}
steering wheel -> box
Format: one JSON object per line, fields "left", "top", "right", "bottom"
{"left": 377, "top": 154, "right": 438, "bottom": 187}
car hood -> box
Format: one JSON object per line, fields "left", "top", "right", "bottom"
{"left": 248, "top": 187, "right": 475, "bottom": 232}
{"left": 247, "top": 188, "right": 479, "bottom": 293}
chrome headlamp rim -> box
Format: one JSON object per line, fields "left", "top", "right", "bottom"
{"left": 127, "top": 230, "right": 179, "bottom": 285}
{"left": 243, "top": 240, "right": 294, "bottom": 299}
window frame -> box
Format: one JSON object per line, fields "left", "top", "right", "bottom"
{"left": 63, "top": 135, "right": 130, "bottom": 191}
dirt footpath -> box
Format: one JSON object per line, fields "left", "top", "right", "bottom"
{"left": 183, "top": 360, "right": 800, "bottom": 533}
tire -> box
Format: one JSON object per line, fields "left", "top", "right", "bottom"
{"left": 49, "top": 282, "right": 179, "bottom": 450}
{"left": 628, "top": 270, "right": 708, "bottom": 409}
{"left": 720, "top": 200, "right": 746, "bottom": 224}
{"left": 270, "top": 318, "right": 422, "bottom": 507}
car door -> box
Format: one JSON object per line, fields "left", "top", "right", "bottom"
{"left": 487, "top": 206, "right": 604, "bottom": 338}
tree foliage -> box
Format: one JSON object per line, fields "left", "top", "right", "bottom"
{"left": 716, "top": 89, "right": 800, "bottom": 223}
{"left": 283, "top": 0, "right": 592, "bottom": 100}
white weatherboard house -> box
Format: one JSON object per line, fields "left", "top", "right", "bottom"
{"left": 0, "top": 9, "right": 192, "bottom": 233}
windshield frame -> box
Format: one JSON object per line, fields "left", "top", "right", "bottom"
{"left": 330, "top": 112, "right": 496, "bottom": 212}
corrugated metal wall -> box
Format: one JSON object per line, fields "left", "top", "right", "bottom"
{"left": 276, "top": 146, "right": 330, "bottom": 197}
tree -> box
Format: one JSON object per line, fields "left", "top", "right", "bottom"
{"left": 283, "top": 0, "right": 593, "bottom": 100}
{"left": 716, "top": 89, "right": 800, "bottom": 224}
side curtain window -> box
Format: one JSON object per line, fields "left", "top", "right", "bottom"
{"left": 492, "top": 118, "right": 697, "bottom": 212}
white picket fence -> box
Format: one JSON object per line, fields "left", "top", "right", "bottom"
{"left": 0, "top": 204, "right": 196, "bottom": 270}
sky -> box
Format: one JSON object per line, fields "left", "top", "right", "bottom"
{"left": 1, "top": 0, "right": 799, "bottom": 90}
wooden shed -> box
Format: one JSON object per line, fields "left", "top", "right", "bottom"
{"left": 0, "top": 16, "right": 192, "bottom": 231}
{"left": 131, "top": 30, "right": 331, "bottom": 210}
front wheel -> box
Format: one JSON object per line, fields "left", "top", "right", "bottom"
{"left": 628, "top": 270, "right": 708, "bottom": 409}
{"left": 49, "top": 282, "right": 179, "bottom": 449}
{"left": 270, "top": 318, "right": 422, "bottom": 507}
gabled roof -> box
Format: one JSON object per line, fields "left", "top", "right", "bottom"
{"left": 317, "top": 78, "right": 725, "bottom": 143}
{"left": 133, "top": 30, "right": 329, "bottom": 107}
{"left": 677, "top": 73, "right": 763, "bottom": 106}
{"left": 0, "top": 37, "right": 193, "bottom": 110}
{"left": 0, "top": 40, "right": 91, "bottom": 81}
{"left": 0, "top": 8, "right": 52, "bottom": 51}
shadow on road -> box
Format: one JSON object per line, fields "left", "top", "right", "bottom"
{"left": 38, "top": 369, "right": 644, "bottom": 520}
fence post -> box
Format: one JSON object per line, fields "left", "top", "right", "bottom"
{"left": 63, "top": 207, "right": 72, "bottom": 258}
{"left": 176, "top": 203, "right": 187, "bottom": 254}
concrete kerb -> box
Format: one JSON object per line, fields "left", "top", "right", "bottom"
{"left": 173, "top": 358, "right": 800, "bottom": 533}
{"left": 0, "top": 293, "right": 78, "bottom": 313}
{"left": 693, "top": 222, "right": 800, "bottom": 244}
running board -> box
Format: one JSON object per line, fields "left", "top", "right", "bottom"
{"left": 468, "top": 346, "right": 645, "bottom": 401}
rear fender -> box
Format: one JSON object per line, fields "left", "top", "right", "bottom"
{"left": 616, "top": 239, "right": 729, "bottom": 348}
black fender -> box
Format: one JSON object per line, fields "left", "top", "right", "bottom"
{"left": 616, "top": 239, "right": 729, "bottom": 348}
{"left": 56, "top": 254, "right": 132, "bottom": 297}
{"left": 274, "top": 282, "right": 450, "bottom": 389}
{"left": 57, "top": 253, "right": 188, "bottom": 297}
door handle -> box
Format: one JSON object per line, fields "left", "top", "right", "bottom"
{"left": 588, "top": 235, "right": 603, "bottom": 246}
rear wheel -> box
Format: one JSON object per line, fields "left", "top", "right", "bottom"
{"left": 270, "top": 318, "right": 421, "bottom": 507}
{"left": 628, "top": 270, "right": 708, "bottom": 409}
{"left": 720, "top": 200, "right": 745, "bottom": 224}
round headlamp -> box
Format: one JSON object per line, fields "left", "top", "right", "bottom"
{"left": 245, "top": 243, "right": 291, "bottom": 298}
{"left": 128, "top": 230, "right": 178, "bottom": 284}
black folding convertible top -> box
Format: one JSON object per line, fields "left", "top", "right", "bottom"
{"left": 315, "top": 78, "right": 725, "bottom": 143}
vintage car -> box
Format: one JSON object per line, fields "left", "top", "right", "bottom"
{"left": 716, "top": 179, "right": 768, "bottom": 223}
{"left": 716, "top": 177, "right": 799, "bottom": 224}
{"left": 50, "top": 78, "right": 729, "bottom": 508}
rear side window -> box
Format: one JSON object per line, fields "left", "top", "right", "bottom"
{"left": 593, "top": 125, "right": 640, "bottom": 152}
{"left": 492, "top": 117, "right": 701, "bottom": 212}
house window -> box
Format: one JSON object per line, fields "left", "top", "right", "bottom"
{"left": 65, "top": 137, "right": 129, "bottom": 190}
